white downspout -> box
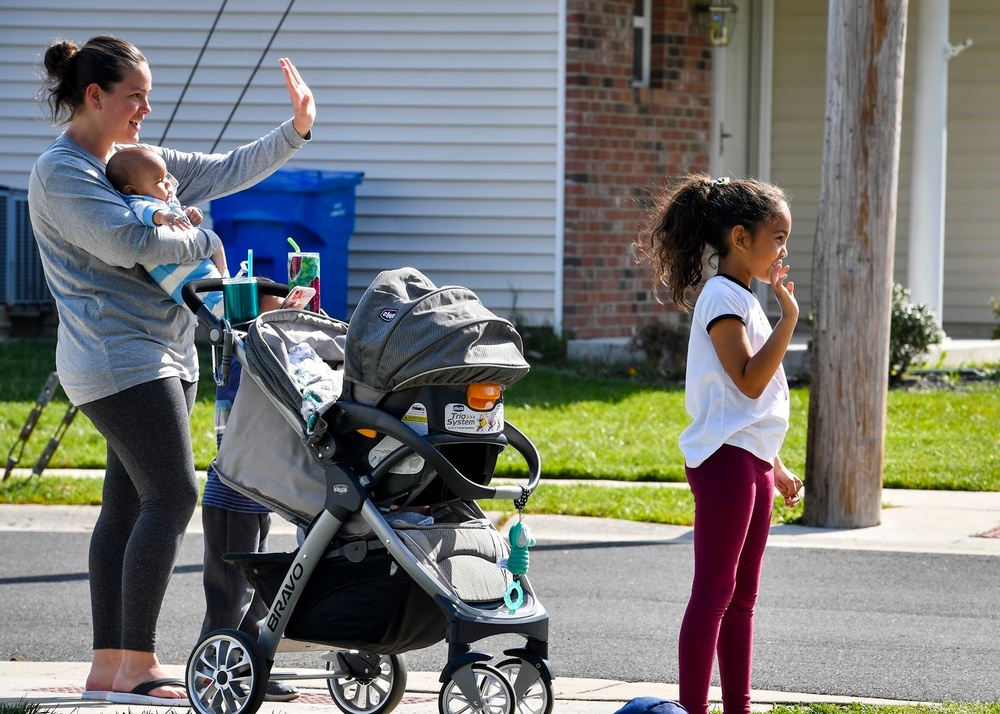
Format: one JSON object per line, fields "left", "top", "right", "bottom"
{"left": 554, "top": 0, "right": 566, "bottom": 336}
{"left": 709, "top": 46, "right": 726, "bottom": 176}
{"left": 753, "top": 0, "right": 775, "bottom": 308}
{"left": 906, "top": 0, "right": 972, "bottom": 330}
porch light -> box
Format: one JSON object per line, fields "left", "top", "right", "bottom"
{"left": 694, "top": 1, "right": 738, "bottom": 47}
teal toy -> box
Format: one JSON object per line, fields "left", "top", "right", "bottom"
{"left": 507, "top": 520, "right": 535, "bottom": 575}
{"left": 503, "top": 519, "right": 535, "bottom": 612}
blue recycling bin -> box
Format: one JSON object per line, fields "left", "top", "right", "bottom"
{"left": 210, "top": 168, "right": 364, "bottom": 319}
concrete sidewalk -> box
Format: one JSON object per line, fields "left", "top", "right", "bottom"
{"left": 3, "top": 482, "right": 999, "bottom": 712}
{"left": 0, "top": 660, "right": 927, "bottom": 714}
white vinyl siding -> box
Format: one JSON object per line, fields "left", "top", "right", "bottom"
{"left": 0, "top": 0, "right": 561, "bottom": 325}
{"left": 938, "top": 2, "right": 1000, "bottom": 332}
{"left": 770, "top": 1, "right": 825, "bottom": 321}
{"left": 771, "top": 0, "right": 1000, "bottom": 336}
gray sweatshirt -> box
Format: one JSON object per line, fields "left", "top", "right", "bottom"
{"left": 28, "top": 120, "right": 309, "bottom": 405}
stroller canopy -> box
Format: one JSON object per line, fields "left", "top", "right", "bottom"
{"left": 345, "top": 268, "right": 529, "bottom": 395}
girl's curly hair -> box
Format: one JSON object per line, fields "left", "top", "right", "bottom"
{"left": 634, "top": 174, "right": 788, "bottom": 310}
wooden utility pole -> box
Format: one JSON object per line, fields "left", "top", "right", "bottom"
{"left": 804, "top": 0, "right": 908, "bottom": 527}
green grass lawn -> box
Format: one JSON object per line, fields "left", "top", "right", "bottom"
{"left": 1, "top": 338, "right": 998, "bottom": 521}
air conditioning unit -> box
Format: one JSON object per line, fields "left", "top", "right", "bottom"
{"left": 0, "top": 186, "right": 53, "bottom": 311}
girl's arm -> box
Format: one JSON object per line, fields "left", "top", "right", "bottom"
{"left": 709, "top": 314, "right": 795, "bottom": 398}
{"left": 710, "top": 261, "right": 798, "bottom": 398}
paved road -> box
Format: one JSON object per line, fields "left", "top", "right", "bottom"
{"left": 3, "top": 527, "right": 1000, "bottom": 703}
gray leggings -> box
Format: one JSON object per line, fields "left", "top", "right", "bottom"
{"left": 77, "top": 377, "right": 200, "bottom": 652}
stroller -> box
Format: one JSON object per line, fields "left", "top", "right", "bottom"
{"left": 181, "top": 267, "right": 552, "bottom": 714}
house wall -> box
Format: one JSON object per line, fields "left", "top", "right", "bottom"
{"left": 0, "top": 1, "right": 562, "bottom": 326}
{"left": 771, "top": 0, "right": 1000, "bottom": 337}
{"left": 563, "top": 0, "right": 711, "bottom": 340}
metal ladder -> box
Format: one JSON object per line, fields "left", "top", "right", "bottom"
{"left": 3, "top": 371, "right": 78, "bottom": 480}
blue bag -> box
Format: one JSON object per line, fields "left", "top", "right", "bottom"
{"left": 613, "top": 697, "right": 687, "bottom": 714}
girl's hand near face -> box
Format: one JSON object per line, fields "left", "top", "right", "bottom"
{"left": 280, "top": 58, "right": 315, "bottom": 138}
{"left": 770, "top": 259, "right": 799, "bottom": 322}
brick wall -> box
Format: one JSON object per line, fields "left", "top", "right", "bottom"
{"left": 563, "top": 0, "right": 711, "bottom": 339}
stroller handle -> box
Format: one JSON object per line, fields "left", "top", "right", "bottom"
{"left": 334, "top": 401, "right": 541, "bottom": 502}
{"left": 181, "top": 277, "right": 289, "bottom": 341}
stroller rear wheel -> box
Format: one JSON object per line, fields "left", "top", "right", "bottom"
{"left": 496, "top": 658, "right": 553, "bottom": 714}
{"left": 326, "top": 651, "right": 407, "bottom": 714}
{"left": 186, "top": 629, "right": 269, "bottom": 714}
{"left": 438, "top": 662, "right": 516, "bottom": 714}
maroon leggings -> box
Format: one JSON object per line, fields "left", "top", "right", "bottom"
{"left": 678, "top": 444, "right": 774, "bottom": 714}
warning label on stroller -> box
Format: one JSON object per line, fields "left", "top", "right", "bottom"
{"left": 369, "top": 436, "right": 425, "bottom": 474}
{"left": 444, "top": 403, "right": 504, "bottom": 434}
{"left": 369, "top": 403, "right": 429, "bottom": 474}
{"left": 401, "top": 403, "right": 429, "bottom": 436}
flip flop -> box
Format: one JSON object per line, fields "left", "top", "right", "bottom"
{"left": 106, "top": 678, "right": 189, "bottom": 707}
{"left": 81, "top": 690, "right": 109, "bottom": 701}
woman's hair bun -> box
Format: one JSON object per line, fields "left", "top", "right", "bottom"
{"left": 43, "top": 40, "right": 79, "bottom": 80}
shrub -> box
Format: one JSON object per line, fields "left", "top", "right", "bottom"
{"left": 512, "top": 318, "right": 567, "bottom": 363}
{"left": 889, "top": 283, "right": 943, "bottom": 384}
{"left": 631, "top": 318, "right": 689, "bottom": 377}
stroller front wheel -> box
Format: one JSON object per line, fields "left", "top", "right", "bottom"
{"left": 496, "top": 658, "right": 553, "bottom": 714}
{"left": 186, "top": 629, "right": 269, "bottom": 714}
{"left": 439, "top": 662, "right": 516, "bottom": 714}
{"left": 326, "top": 651, "right": 407, "bottom": 714}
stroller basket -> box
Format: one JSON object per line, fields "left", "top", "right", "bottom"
{"left": 230, "top": 550, "right": 444, "bottom": 655}
{"left": 228, "top": 517, "right": 512, "bottom": 655}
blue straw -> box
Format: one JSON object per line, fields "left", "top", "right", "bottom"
{"left": 247, "top": 249, "right": 253, "bottom": 277}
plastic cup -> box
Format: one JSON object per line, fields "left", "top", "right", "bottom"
{"left": 288, "top": 252, "right": 321, "bottom": 312}
{"left": 222, "top": 276, "right": 259, "bottom": 323}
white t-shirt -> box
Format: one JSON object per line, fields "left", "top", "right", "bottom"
{"left": 679, "top": 274, "right": 790, "bottom": 468}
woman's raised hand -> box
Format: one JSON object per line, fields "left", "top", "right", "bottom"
{"left": 280, "top": 58, "right": 315, "bottom": 138}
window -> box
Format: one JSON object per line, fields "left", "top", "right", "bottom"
{"left": 633, "top": 0, "right": 652, "bottom": 87}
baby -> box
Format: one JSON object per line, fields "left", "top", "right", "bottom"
{"left": 106, "top": 145, "right": 226, "bottom": 318}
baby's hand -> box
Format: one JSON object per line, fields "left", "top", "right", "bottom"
{"left": 184, "top": 206, "right": 204, "bottom": 226}
{"left": 156, "top": 210, "right": 192, "bottom": 231}
{"left": 769, "top": 259, "right": 799, "bottom": 322}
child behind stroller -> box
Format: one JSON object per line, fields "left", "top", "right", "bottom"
{"left": 182, "top": 267, "right": 552, "bottom": 714}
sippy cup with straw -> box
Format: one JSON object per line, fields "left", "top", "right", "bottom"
{"left": 222, "top": 249, "right": 259, "bottom": 323}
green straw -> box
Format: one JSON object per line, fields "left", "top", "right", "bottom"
{"left": 287, "top": 236, "right": 301, "bottom": 252}
{"left": 247, "top": 249, "right": 253, "bottom": 277}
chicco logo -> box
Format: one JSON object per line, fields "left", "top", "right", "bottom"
{"left": 379, "top": 309, "right": 398, "bottom": 322}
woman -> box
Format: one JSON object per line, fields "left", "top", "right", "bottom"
{"left": 28, "top": 35, "right": 314, "bottom": 706}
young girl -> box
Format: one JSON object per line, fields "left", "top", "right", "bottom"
{"left": 636, "top": 174, "right": 803, "bottom": 714}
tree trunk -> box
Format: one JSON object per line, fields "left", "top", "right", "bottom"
{"left": 804, "top": 0, "right": 908, "bottom": 527}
